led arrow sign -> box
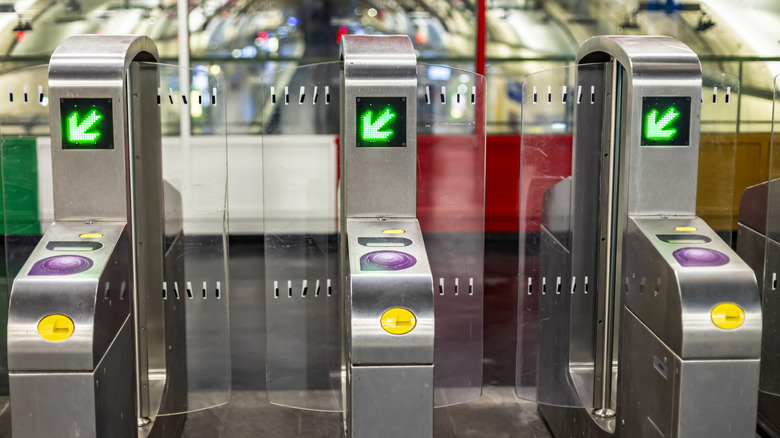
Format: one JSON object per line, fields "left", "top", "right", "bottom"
{"left": 60, "top": 98, "right": 114, "bottom": 149}
{"left": 356, "top": 97, "right": 407, "bottom": 147}
{"left": 641, "top": 96, "right": 691, "bottom": 146}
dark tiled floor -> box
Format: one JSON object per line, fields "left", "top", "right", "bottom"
{"left": 181, "top": 234, "right": 554, "bottom": 437}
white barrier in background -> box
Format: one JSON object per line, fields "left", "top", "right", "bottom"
{"left": 36, "top": 134, "right": 337, "bottom": 235}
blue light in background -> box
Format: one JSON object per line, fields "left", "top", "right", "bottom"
{"left": 427, "top": 65, "right": 451, "bottom": 81}
{"left": 287, "top": 16, "right": 299, "bottom": 26}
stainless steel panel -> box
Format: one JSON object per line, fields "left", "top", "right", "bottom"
{"left": 625, "top": 216, "right": 761, "bottom": 359}
{"left": 577, "top": 36, "right": 702, "bottom": 217}
{"left": 48, "top": 34, "right": 165, "bottom": 419}
{"left": 349, "top": 365, "right": 433, "bottom": 438}
{"left": 620, "top": 309, "right": 760, "bottom": 438}
{"left": 9, "top": 316, "right": 135, "bottom": 438}
{"left": 128, "top": 60, "right": 166, "bottom": 420}
{"left": 341, "top": 35, "right": 417, "bottom": 219}
{"left": 346, "top": 218, "right": 434, "bottom": 365}
{"left": 48, "top": 35, "right": 158, "bottom": 222}
{"left": 7, "top": 223, "right": 129, "bottom": 371}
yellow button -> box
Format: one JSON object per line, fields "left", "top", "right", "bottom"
{"left": 79, "top": 233, "right": 103, "bottom": 238}
{"left": 674, "top": 227, "right": 697, "bottom": 232}
{"left": 382, "top": 229, "right": 405, "bottom": 235}
{"left": 711, "top": 303, "right": 746, "bottom": 330}
{"left": 37, "top": 314, "right": 75, "bottom": 341}
{"left": 380, "top": 308, "right": 416, "bottom": 335}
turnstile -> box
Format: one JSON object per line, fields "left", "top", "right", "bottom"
{"left": 735, "top": 73, "right": 780, "bottom": 437}
{"left": 516, "top": 35, "right": 761, "bottom": 437}
{"left": 1, "top": 35, "right": 231, "bottom": 437}
{"left": 261, "top": 35, "right": 486, "bottom": 437}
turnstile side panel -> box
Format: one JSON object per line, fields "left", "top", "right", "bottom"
{"left": 349, "top": 365, "right": 432, "bottom": 438}
{"left": 761, "top": 238, "right": 780, "bottom": 395}
{"left": 619, "top": 308, "right": 760, "bottom": 438}
{"left": 676, "top": 359, "right": 759, "bottom": 437}
{"left": 9, "top": 315, "right": 135, "bottom": 438}
{"left": 619, "top": 309, "right": 677, "bottom": 438}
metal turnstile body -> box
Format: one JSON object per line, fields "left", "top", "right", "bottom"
{"left": 517, "top": 36, "right": 761, "bottom": 438}
{"left": 340, "top": 35, "right": 435, "bottom": 438}
{"left": 737, "top": 183, "right": 780, "bottom": 437}
{"left": 6, "top": 35, "right": 185, "bottom": 437}
{"left": 262, "top": 34, "right": 486, "bottom": 437}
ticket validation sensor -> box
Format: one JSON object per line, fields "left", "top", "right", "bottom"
{"left": 516, "top": 36, "right": 761, "bottom": 438}
{"left": 262, "top": 34, "right": 486, "bottom": 438}
{"left": 5, "top": 35, "right": 192, "bottom": 438}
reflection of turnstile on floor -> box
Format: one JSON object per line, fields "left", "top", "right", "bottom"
{"left": 1, "top": 35, "right": 230, "bottom": 437}
{"left": 517, "top": 36, "right": 761, "bottom": 438}
{"left": 262, "top": 35, "right": 485, "bottom": 437}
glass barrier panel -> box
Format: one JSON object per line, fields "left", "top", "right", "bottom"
{"left": 0, "top": 64, "right": 51, "bottom": 399}
{"left": 262, "top": 61, "right": 343, "bottom": 412}
{"left": 262, "top": 61, "right": 487, "bottom": 410}
{"left": 516, "top": 62, "right": 601, "bottom": 408}
{"left": 417, "top": 63, "right": 486, "bottom": 407}
{"left": 150, "top": 63, "right": 231, "bottom": 415}
{"left": 698, "top": 69, "right": 740, "bottom": 245}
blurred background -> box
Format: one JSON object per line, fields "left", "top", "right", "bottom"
{"left": 1, "top": 0, "right": 778, "bottom": 136}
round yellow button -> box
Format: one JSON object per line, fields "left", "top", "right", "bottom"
{"left": 382, "top": 229, "right": 406, "bottom": 235}
{"left": 710, "top": 303, "right": 745, "bottom": 330}
{"left": 674, "top": 226, "right": 697, "bottom": 232}
{"left": 38, "top": 314, "right": 75, "bottom": 341}
{"left": 380, "top": 308, "right": 416, "bottom": 335}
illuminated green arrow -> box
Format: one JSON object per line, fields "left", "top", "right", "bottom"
{"left": 361, "top": 108, "right": 395, "bottom": 141}
{"left": 645, "top": 107, "right": 679, "bottom": 140}
{"left": 68, "top": 109, "right": 102, "bottom": 143}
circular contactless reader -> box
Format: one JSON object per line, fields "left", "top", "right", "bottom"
{"left": 360, "top": 250, "right": 417, "bottom": 271}
{"left": 672, "top": 247, "right": 729, "bottom": 268}
{"left": 710, "top": 303, "right": 746, "bottom": 330}
{"left": 38, "top": 314, "right": 75, "bottom": 341}
{"left": 29, "top": 255, "right": 93, "bottom": 276}
{"left": 381, "top": 308, "right": 417, "bottom": 335}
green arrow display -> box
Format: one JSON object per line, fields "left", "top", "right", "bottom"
{"left": 67, "top": 109, "right": 103, "bottom": 143}
{"left": 361, "top": 108, "right": 396, "bottom": 141}
{"left": 645, "top": 107, "right": 679, "bottom": 140}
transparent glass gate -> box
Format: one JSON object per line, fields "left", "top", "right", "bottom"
{"left": 0, "top": 62, "right": 231, "bottom": 414}
{"left": 262, "top": 61, "right": 486, "bottom": 411}
{"left": 515, "top": 62, "right": 740, "bottom": 407}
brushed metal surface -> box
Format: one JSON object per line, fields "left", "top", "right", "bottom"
{"left": 340, "top": 35, "right": 417, "bottom": 219}
{"left": 128, "top": 60, "right": 167, "bottom": 420}
{"left": 48, "top": 34, "right": 165, "bottom": 419}
{"left": 736, "top": 180, "right": 780, "bottom": 433}
{"left": 7, "top": 223, "right": 129, "bottom": 371}
{"left": 533, "top": 36, "right": 760, "bottom": 438}
{"left": 49, "top": 35, "right": 158, "bottom": 222}
{"left": 346, "top": 218, "right": 434, "bottom": 366}
{"left": 348, "top": 365, "right": 433, "bottom": 438}
{"left": 625, "top": 216, "right": 761, "bottom": 359}
{"left": 9, "top": 316, "right": 135, "bottom": 438}
{"left": 577, "top": 35, "right": 702, "bottom": 217}
{"left": 620, "top": 310, "right": 759, "bottom": 438}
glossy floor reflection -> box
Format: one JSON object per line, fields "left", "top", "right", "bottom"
{"left": 181, "top": 235, "right": 554, "bottom": 437}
